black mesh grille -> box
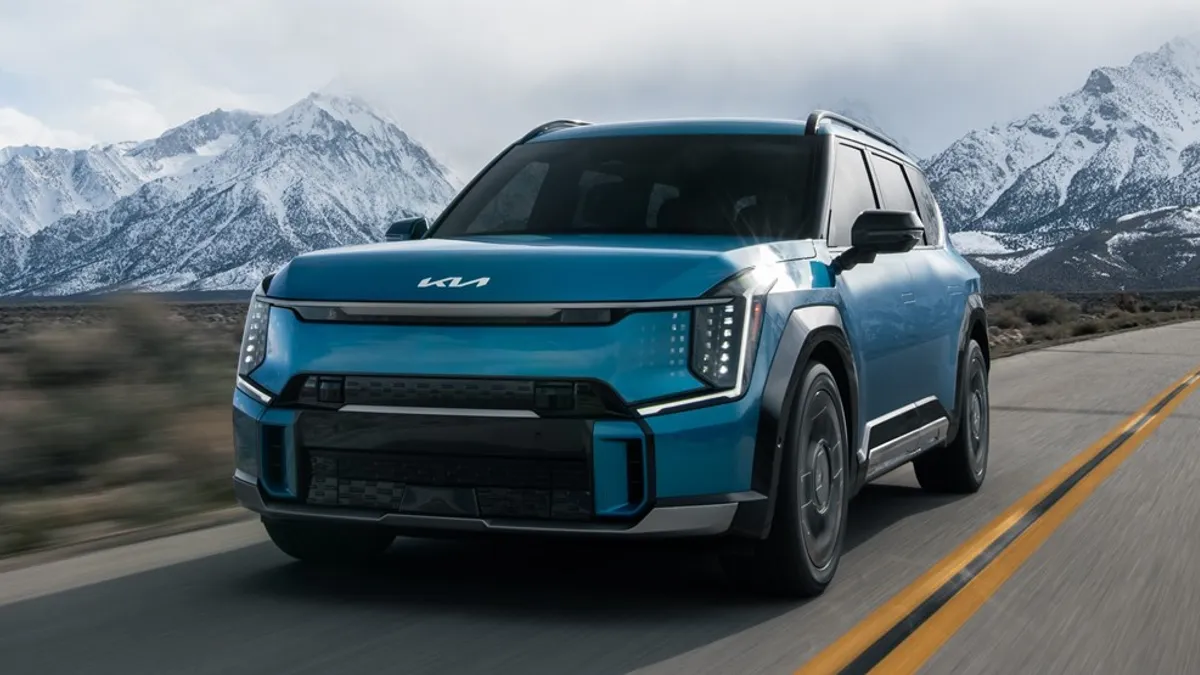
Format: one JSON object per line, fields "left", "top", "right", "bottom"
{"left": 345, "top": 377, "right": 535, "bottom": 409}
{"left": 283, "top": 375, "right": 630, "bottom": 418}
{"left": 292, "top": 410, "right": 595, "bottom": 521}
{"left": 305, "top": 450, "right": 593, "bottom": 520}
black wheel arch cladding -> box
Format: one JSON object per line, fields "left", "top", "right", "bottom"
{"left": 948, "top": 305, "right": 990, "bottom": 442}
{"left": 747, "top": 308, "right": 860, "bottom": 540}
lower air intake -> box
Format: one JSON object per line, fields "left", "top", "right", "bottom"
{"left": 304, "top": 450, "right": 593, "bottom": 521}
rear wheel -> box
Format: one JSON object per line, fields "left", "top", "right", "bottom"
{"left": 722, "top": 361, "right": 850, "bottom": 598}
{"left": 913, "top": 338, "right": 989, "bottom": 493}
{"left": 263, "top": 519, "right": 395, "bottom": 564}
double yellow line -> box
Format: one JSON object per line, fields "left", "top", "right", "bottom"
{"left": 796, "top": 367, "right": 1200, "bottom": 675}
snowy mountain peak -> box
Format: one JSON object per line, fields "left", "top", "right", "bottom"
{"left": 128, "top": 108, "right": 262, "bottom": 163}
{"left": 258, "top": 92, "right": 415, "bottom": 149}
{"left": 0, "top": 145, "right": 51, "bottom": 165}
{"left": 0, "top": 144, "right": 147, "bottom": 237}
{"left": 926, "top": 33, "right": 1200, "bottom": 247}
{"left": 928, "top": 34, "right": 1200, "bottom": 290}
{"left": 1135, "top": 33, "right": 1200, "bottom": 76}
{"left": 0, "top": 91, "right": 461, "bottom": 296}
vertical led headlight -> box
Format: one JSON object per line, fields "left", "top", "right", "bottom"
{"left": 689, "top": 269, "right": 774, "bottom": 392}
{"left": 237, "top": 288, "right": 270, "bottom": 377}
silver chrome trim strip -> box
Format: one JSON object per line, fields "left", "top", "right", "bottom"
{"left": 857, "top": 395, "right": 940, "bottom": 464}
{"left": 864, "top": 416, "right": 950, "bottom": 482}
{"left": 232, "top": 477, "right": 736, "bottom": 538}
{"left": 263, "top": 297, "right": 729, "bottom": 318}
{"left": 338, "top": 404, "right": 540, "bottom": 418}
{"left": 236, "top": 376, "right": 274, "bottom": 405}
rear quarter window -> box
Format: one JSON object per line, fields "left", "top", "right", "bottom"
{"left": 903, "top": 165, "right": 945, "bottom": 247}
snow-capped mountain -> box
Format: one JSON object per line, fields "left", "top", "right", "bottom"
{"left": 929, "top": 34, "right": 1200, "bottom": 289}
{"left": 124, "top": 108, "right": 264, "bottom": 177}
{"left": 0, "top": 143, "right": 145, "bottom": 238}
{"left": 0, "top": 93, "right": 461, "bottom": 296}
{"left": 0, "top": 110, "right": 264, "bottom": 239}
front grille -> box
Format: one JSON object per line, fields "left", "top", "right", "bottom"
{"left": 345, "top": 376, "right": 535, "bottom": 409}
{"left": 281, "top": 375, "right": 631, "bottom": 418}
{"left": 293, "top": 409, "right": 595, "bottom": 521}
{"left": 305, "top": 449, "right": 592, "bottom": 520}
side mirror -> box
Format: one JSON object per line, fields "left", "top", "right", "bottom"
{"left": 385, "top": 216, "right": 429, "bottom": 242}
{"left": 833, "top": 210, "right": 924, "bottom": 272}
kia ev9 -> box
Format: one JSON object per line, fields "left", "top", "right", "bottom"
{"left": 231, "top": 111, "right": 991, "bottom": 598}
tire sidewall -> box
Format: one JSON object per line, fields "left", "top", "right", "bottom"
{"left": 961, "top": 339, "right": 990, "bottom": 483}
{"left": 780, "top": 362, "right": 850, "bottom": 586}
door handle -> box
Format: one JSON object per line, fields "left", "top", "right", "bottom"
{"left": 901, "top": 291, "right": 916, "bottom": 304}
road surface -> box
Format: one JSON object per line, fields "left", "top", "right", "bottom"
{"left": 2, "top": 322, "right": 1198, "bottom": 675}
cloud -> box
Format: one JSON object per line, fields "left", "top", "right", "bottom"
{"left": 0, "top": 107, "right": 94, "bottom": 149}
{"left": 81, "top": 79, "right": 170, "bottom": 143}
{"left": 0, "top": 0, "right": 1198, "bottom": 170}
{"left": 90, "top": 77, "right": 140, "bottom": 97}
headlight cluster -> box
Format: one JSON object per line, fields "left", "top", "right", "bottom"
{"left": 688, "top": 270, "right": 772, "bottom": 392}
{"left": 238, "top": 294, "right": 270, "bottom": 377}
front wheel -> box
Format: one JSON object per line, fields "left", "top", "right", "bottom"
{"left": 721, "top": 361, "right": 850, "bottom": 598}
{"left": 913, "top": 338, "right": 990, "bottom": 493}
{"left": 263, "top": 519, "right": 395, "bottom": 564}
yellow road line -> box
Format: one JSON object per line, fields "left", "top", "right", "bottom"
{"left": 795, "top": 367, "right": 1200, "bottom": 675}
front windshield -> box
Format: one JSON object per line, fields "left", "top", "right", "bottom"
{"left": 430, "top": 133, "right": 819, "bottom": 240}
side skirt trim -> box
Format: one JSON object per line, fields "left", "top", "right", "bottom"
{"left": 864, "top": 416, "right": 951, "bottom": 482}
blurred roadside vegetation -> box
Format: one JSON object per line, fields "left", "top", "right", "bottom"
{"left": 0, "top": 296, "right": 242, "bottom": 555}
{"left": 986, "top": 291, "right": 1200, "bottom": 348}
{"left": 0, "top": 290, "right": 1197, "bottom": 557}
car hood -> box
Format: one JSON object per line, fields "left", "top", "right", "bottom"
{"left": 265, "top": 234, "right": 816, "bottom": 303}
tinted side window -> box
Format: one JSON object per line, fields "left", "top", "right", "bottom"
{"left": 872, "top": 154, "right": 918, "bottom": 213}
{"left": 828, "top": 144, "right": 878, "bottom": 248}
{"left": 904, "top": 166, "right": 944, "bottom": 247}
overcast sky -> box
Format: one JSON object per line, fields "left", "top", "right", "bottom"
{"left": 1, "top": 0, "right": 1198, "bottom": 174}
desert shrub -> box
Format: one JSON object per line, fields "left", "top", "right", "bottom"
{"left": 991, "top": 309, "right": 1023, "bottom": 330}
{"left": 1072, "top": 321, "right": 1101, "bottom": 336}
{"left": 1002, "top": 292, "right": 1080, "bottom": 326}
{"left": 1028, "top": 323, "right": 1071, "bottom": 342}
{"left": 1114, "top": 292, "right": 1141, "bottom": 313}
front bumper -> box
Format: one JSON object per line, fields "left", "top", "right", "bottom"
{"left": 232, "top": 373, "right": 769, "bottom": 540}
{"left": 233, "top": 471, "right": 746, "bottom": 538}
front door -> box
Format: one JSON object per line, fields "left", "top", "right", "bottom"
{"left": 825, "top": 142, "right": 921, "bottom": 426}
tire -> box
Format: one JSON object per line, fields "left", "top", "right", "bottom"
{"left": 913, "top": 338, "right": 990, "bottom": 494}
{"left": 721, "top": 361, "right": 850, "bottom": 598}
{"left": 263, "top": 518, "right": 395, "bottom": 564}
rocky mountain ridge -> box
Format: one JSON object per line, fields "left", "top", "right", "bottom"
{"left": 928, "top": 34, "right": 1200, "bottom": 289}
{"left": 0, "top": 94, "right": 461, "bottom": 296}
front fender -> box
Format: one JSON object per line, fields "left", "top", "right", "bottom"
{"left": 734, "top": 304, "right": 861, "bottom": 539}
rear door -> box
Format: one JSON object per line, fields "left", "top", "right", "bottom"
{"left": 826, "top": 142, "right": 918, "bottom": 424}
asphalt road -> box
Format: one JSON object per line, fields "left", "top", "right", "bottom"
{"left": 2, "top": 322, "right": 1198, "bottom": 675}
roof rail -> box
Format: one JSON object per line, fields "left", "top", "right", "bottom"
{"left": 804, "top": 110, "right": 907, "bottom": 156}
{"left": 517, "top": 119, "right": 591, "bottom": 144}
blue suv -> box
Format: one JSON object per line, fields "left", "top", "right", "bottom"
{"left": 231, "top": 111, "right": 991, "bottom": 597}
